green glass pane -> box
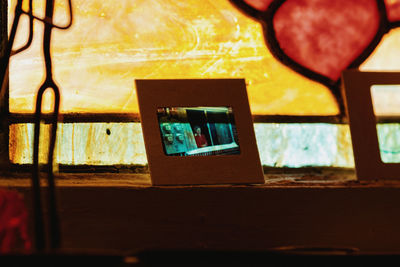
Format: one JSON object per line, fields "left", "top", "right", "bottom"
{"left": 10, "top": 123, "right": 355, "bottom": 167}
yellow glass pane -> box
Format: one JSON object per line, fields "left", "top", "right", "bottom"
{"left": 8, "top": 0, "right": 338, "bottom": 115}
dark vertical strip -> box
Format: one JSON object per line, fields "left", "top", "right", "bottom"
{"left": 43, "top": 0, "right": 61, "bottom": 249}
{"left": 32, "top": 0, "right": 62, "bottom": 251}
{"left": 0, "top": 0, "right": 9, "bottom": 172}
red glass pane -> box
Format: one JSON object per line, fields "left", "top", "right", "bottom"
{"left": 273, "top": 0, "right": 380, "bottom": 81}
{"left": 385, "top": 0, "right": 400, "bottom": 22}
{"left": 243, "top": 0, "right": 273, "bottom": 11}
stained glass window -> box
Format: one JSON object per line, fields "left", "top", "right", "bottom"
{"left": 9, "top": 0, "right": 340, "bottom": 115}
{"left": 7, "top": 0, "right": 400, "bottom": 167}
{"left": 232, "top": 0, "right": 400, "bottom": 112}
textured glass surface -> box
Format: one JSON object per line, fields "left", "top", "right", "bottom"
{"left": 234, "top": 0, "right": 400, "bottom": 87}
{"left": 244, "top": 0, "right": 272, "bottom": 11}
{"left": 254, "top": 124, "right": 354, "bottom": 167}
{"left": 10, "top": 123, "right": 147, "bottom": 165}
{"left": 371, "top": 85, "right": 400, "bottom": 116}
{"left": 11, "top": 123, "right": 400, "bottom": 167}
{"left": 371, "top": 85, "right": 400, "bottom": 163}
{"left": 8, "top": 0, "right": 400, "bottom": 168}
{"left": 360, "top": 28, "right": 400, "bottom": 71}
{"left": 377, "top": 124, "right": 400, "bottom": 163}
{"left": 8, "top": 0, "right": 400, "bottom": 115}
{"left": 385, "top": 0, "right": 400, "bottom": 22}
{"left": 274, "top": 0, "right": 380, "bottom": 81}
{"left": 244, "top": 0, "right": 400, "bottom": 24}
{"left": 8, "top": 0, "right": 338, "bottom": 115}
{"left": 10, "top": 123, "right": 354, "bottom": 167}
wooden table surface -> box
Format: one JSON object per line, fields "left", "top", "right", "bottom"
{"left": 2, "top": 170, "right": 400, "bottom": 254}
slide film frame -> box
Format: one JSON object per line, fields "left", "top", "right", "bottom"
{"left": 342, "top": 70, "right": 400, "bottom": 180}
{"left": 135, "top": 79, "right": 264, "bottom": 185}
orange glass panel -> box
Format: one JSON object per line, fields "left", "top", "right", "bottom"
{"left": 8, "top": 0, "right": 338, "bottom": 115}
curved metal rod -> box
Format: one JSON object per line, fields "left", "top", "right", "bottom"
{"left": 11, "top": 0, "right": 34, "bottom": 55}
{"left": 0, "top": 0, "right": 40, "bottom": 250}
{"left": 21, "top": 0, "right": 73, "bottom": 30}
{"left": 1, "top": 0, "right": 73, "bottom": 97}
{"left": 31, "top": 86, "right": 46, "bottom": 251}
{"left": 1, "top": 0, "right": 24, "bottom": 97}
{"left": 31, "top": 0, "right": 67, "bottom": 251}
{"left": 33, "top": 83, "right": 61, "bottom": 251}
{"left": 0, "top": 0, "right": 71, "bottom": 252}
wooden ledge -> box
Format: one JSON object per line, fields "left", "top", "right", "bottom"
{"left": 3, "top": 171, "right": 400, "bottom": 253}
{"left": 3, "top": 170, "right": 400, "bottom": 188}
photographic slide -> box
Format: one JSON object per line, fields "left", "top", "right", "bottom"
{"left": 157, "top": 107, "right": 240, "bottom": 156}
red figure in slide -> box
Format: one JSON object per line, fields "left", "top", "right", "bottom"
{"left": 194, "top": 126, "right": 208, "bottom": 148}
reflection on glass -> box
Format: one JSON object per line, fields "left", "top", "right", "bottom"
{"left": 371, "top": 85, "right": 400, "bottom": 163}
{"left": 157, "top": 107, "right": 240, "bottom": 156}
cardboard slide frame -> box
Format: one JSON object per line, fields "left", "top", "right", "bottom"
{"left": 342, "top": 70, "right": 400, "bottom": 180}
{"left": 135, "top": 79, "right": 264, "bottom": 185}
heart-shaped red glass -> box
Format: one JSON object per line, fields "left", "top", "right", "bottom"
{"left": 230, "top": 0, "right": 400, "bottom": 113}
